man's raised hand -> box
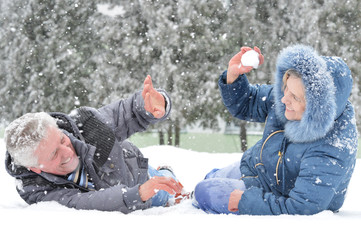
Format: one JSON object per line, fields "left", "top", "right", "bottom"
{"left": 142, "top": 75, "right": 166, "bottom": 119}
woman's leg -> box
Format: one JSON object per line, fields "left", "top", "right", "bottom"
{"left": 193, "top": 160, "right": 245, "bottom": 214}
{"left": 204, "top": 160, "right": 242, "bottom": 179}
{"left": 194, "top": 178, "right": 246, "bottom": 214}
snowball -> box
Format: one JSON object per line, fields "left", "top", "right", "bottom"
{"left": 239, "top": 50, "right": 260, "bottom": 69}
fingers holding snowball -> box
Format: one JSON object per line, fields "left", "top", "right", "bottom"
{"left": 253, "top": 46, "right": 264, "bottom": 65}
{"left": 239, "top": 48, "right": 260, "bottom": 69}
{"left": 240, "top": 46, "right": 253, "bottom": 54}
{"left": 227, "top": 46, "right": 263, "bottom": 84}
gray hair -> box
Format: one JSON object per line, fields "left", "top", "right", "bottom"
{"left": 4, "top": 112, "right": 58, "bottom": 168}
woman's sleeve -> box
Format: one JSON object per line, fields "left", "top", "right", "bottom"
{"left": 218, "top": 70, "right": 274, "bottom": 123}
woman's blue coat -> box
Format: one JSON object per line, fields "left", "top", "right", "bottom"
{"left": 219, "top": 45, "right": 358, "bottom": 215}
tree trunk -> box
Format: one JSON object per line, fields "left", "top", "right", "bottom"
{"left": 240, "top": 121, "right": 248, "bottom": 152}
{"left": 167, "top": 125, "right": 173, "bottom": 145}
{"left": 174, "top": 119, "right": 180, "bottom": 147}
{"left": 159, "top": 129, "right": 164, "bottom": 145}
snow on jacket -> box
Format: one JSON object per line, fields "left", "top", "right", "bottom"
{"left": 218, "top": 45, "right": 358, "bottom": 215}
{"left": 5, "top": 90, "right": 171, "bottom": 214}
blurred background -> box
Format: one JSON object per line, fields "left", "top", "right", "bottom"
{"left": 1, "top": 0, "right": 360, "bottom": 155}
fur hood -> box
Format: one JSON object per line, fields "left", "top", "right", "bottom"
{"left": 273, "top": 45, "right": 353, "bottom": 143}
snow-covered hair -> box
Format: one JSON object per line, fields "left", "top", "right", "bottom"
{"left": 4, "top": 112, "right": 58, "bottom": 167}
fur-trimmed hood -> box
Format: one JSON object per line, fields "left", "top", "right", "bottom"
{"left": 273, "top": 45, "right": 353, "bottom": 143}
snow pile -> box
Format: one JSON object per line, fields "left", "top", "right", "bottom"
{"left": 239, "top": 49, "right": 260, "bottom": 68}
{"left": 97, "top": 4, "right": 125, "bottom": 17}
{"left": 0, "top": 142, "right": 360, "bottom": 239}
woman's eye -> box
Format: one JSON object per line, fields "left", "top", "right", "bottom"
{"left": 293, "top": 95, "right": 302, "bottom": 102}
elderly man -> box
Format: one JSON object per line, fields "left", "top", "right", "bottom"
{"left": 5, "top": 75, "right": 185, "bottom": 214}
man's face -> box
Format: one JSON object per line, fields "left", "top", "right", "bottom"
{"left": 31, "top": 126, "right": 79, "bottom": 176}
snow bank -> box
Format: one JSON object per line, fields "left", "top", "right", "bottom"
{"left": 97, "top": 4, "right": 125, "bottom": 17}
{"left": 1, "top": 142, "right": 360, "bottom": 239}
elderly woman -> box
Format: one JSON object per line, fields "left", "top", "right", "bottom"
{"left": 193, "top": 45, "right": 358, "bottom": 215}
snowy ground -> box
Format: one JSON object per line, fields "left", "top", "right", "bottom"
{"left": 1, "top": 141, "right": 360, "bottom": 240}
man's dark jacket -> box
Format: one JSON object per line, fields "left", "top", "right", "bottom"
{"left": 5, "top": 91, "right": 171, "bottom": 214}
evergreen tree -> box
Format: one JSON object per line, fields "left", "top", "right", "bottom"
{"left": 93, "top": 0, "right": 230, "bottom": 146}
{"left": 147, "top": 0, "right": 231, "bottom": 146}
{"left": 1, "top": 0, "right": 99, "bottom": 121}
{"left": 2, "top": 0, "right": 360, "bottom": 146}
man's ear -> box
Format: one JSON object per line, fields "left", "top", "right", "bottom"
{"left": 29, "top": 167, "right": 41, "bottom": 174}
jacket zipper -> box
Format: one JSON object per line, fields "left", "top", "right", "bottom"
{"left": 275, "top": 151, "right": 283, "bottom": 185}
{"left": 259, "top": 130, "right": 285, "bottom": 185}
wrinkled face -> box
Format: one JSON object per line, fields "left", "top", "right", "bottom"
{"left": 281, "top": 76, "right": 306, "bottom": 121}
{"left": 31, "top": 126, "right": 79, "bottom": 176}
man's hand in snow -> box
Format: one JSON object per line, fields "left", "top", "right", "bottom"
{"left": 142, "top": 75, "right": 166, "bottom": 118}
{"left": 139, "top": 176, "right": 183, "bottom": 202}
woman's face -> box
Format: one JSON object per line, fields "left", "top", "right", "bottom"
{"left": 281, "top": 76, "right": 306, "bottom": 121}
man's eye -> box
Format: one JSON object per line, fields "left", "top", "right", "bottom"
{"left": 61, "top": 135, "right": 65, "bottom": 144}
{"left": 52, "top": 151, "right": 58, "bottom": 161}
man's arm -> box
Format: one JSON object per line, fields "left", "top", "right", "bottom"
{"left": 18, "top": 175, "right": 181, "bottom": 214}
{"left": 96, "top": 75, "right": 171, "bottom": 141}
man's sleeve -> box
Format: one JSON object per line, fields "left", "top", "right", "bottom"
{"left": 18, "top": 178, "right": 151, "bottom": 214}
{"left": 96, "top": 90, "right": 171, "bottom": 141}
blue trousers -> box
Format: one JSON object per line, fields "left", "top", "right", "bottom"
{"left": 193, "top": 161, "right": 246, "bottom": 214}
{"left": 148, "top": 166, "right": 176, "bottom": 207}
